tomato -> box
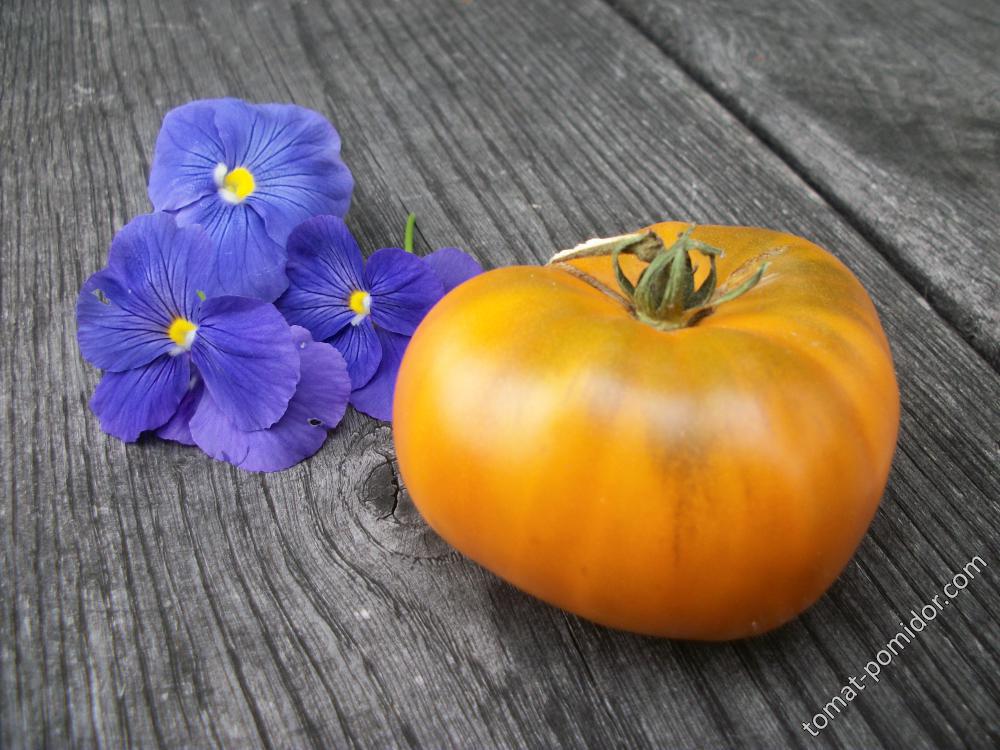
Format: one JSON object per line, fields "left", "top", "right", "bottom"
{"left": 393, "top": 222, "right": 899, "bottom": 640}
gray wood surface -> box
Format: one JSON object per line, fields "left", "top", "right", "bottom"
{"left": 609, "top": 0, "right": 1000, "bottom": 367}
{"left": 1, "top": 0, "right": 998, "bottom": 748}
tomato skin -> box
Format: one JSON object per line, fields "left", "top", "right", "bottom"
{"left": 393, "top": 222, "right": 899, "bottom": 640}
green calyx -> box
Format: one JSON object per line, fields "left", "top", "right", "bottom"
{"left": 547, "top": 225, "right": 768, "bottom": 330}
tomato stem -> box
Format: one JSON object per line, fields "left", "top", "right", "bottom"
{"left": 547, "top": 225, "right": 769, "bottom": 329}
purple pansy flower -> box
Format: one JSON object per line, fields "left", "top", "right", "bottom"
{"left": 277, "top": 215, "right": 482, "bottom": 421}
{"left": 77, "top": 213, "right": 350, "bottom": 471}
{"left": 148, "top": 98, "right": 353, "bottom": 302}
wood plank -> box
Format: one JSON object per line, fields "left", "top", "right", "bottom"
{"left": 607, "top": 0, "right": 1000, "bottom": 367}
{"left": 1, "top": 0, "right": 997, "bottom": 747}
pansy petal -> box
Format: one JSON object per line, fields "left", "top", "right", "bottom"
{"left": 90, "top": 355, "right": 190, "bottom": 442}
{"left": 277, "top": 216, "right": 365, "bottom": 341}
{"left": 192, "top": 296, "right": 300, "bottom": 430}
{"left": 329, "top": 319, "right": 382, "bottom": 389}
{"left": 213, "top": 102, "right": 353, "bottom": 244}
{"left": 77, "top": 268, "right": 173, "bottom": 371}
{"left": 349, "top": 329, "right": 410, "bottom": 421}
{"left": 148, "top": 99, "right": 228, "bottom": 212}
{"left": 364, "top": 248, "right": 444, "bottom": 335}
{"left": 286, "top": 328, "right": 351, "bottom": 427}
{"left": 287, "top": 215, "right": 366, "bottom": 291}
{"left": 423, "top": 247, "right": 484, "bottom": 293}
{"left": 190, "top": 331, "right": 350, "bottom": 472}
{"left": 290, "top": 325, "right": 314, "bottom": 348}
{"left": 173, "top": 197, "right": 288, "bottom": 301}
{"left": 108, "top": 213, "right": 214, "bottom": 320}
{"left": 155, "top": 376, "right": 204, "bottom": 446}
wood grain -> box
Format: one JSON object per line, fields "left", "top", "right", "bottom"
{"left": 1, "top": 0, "right": 998, "bottom": 747}
{"left": 607, "top": 0, "right": 1000, "bottom": 368}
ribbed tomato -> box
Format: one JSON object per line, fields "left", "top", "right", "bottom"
{"left": 393, "top": 222, "right": 899, "bottom": 640}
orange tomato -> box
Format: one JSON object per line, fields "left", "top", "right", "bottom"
{"left": 393, "top": 222, "right": 899, "bottom": 640}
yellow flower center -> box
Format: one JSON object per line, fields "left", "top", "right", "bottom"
{"left": 348, "top": 290, "right": 371, "bottom": 324}
{"left": 167, "top": 317, "right": 198, "bottom": 351}
{"left": 215, "top": 164, "right": 256, "bottom": 204}
{"left": 224, "top": 167, "right": 255, "bottom": 200}
{"left": 348, "top": 290, "right": 369, "bottom": 314}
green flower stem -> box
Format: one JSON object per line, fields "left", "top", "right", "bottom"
{"left": 403, "top": 212, "right": 416, "bottom": 254}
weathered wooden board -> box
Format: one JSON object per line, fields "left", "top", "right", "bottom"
{"left": 608, "top": 0, "right": 1000, "bottom": 367}
{"left": 1, "top": 0, "right": 998, "bottom": 748}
